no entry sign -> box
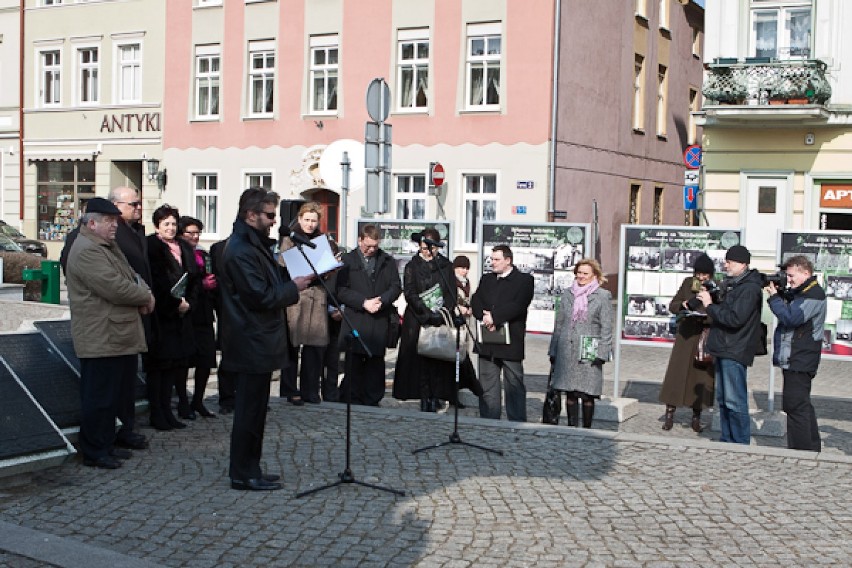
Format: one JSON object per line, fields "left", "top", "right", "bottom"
{"left": 430, "top": 162, "right": 445, "bottom": 186}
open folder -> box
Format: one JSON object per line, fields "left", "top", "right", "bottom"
{"left": 280, "top": 234, "right": 344, "bottom": 279}
{"left": 477, "top": 321, "right": 510, "bottom": 345}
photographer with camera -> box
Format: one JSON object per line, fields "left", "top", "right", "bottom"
{"left": 697, "top": 245, "right": 764, "bottom": 445}
{"left": 766, "top": 255, "right": 826, "bottom": 452}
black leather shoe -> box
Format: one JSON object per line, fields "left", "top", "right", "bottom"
{"left": 287, "top": 396, "right": 305, "bottom": 406}
{"left": 115, "top": 434, "right": 148, "bottom": 450}
{"left": 166, "top": 414, "right": 187, "bottom": 429}
{"left": 262, "top": 473, "right": 281, "bottom": 482}
{"left": 109, "top": 448, "right": 132, "bottom": 460}
{"left": 230, "top": 478, "right": 282, "bottom": 491}
{"left": 192, "top": 402, "right": 216, "bottom": 418}
{"left": 178, "top": 409, "right": 197, "bottom": 420}
{"left": 149, "top": 416, "right": 173, "bottom": 431}
{"left": 83, "top": 456, "right": 122, "bottom": 469}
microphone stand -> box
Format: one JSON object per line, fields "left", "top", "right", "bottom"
{"left": 412, "top": 245, "right": 503, "bottom": 456}
{"left": 291, "top": 239, "right": 405, "bottom": 498}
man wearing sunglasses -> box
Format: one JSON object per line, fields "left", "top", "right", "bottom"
{"left": 218, "top": 188, "right": 312, "bottom": 491}
{"left": 60, "top": 186, "right": 153, "bottom": 452}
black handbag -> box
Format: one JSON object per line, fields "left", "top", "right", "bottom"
{"left": 386, "top": 306, "right": 401, "bottom": 348}
{"left": 542, "top": 368, "right": 561, "bottom": 425}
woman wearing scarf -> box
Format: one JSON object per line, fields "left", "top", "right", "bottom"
{"left": 548, "top": 258, "right": 613, "bottom": 428}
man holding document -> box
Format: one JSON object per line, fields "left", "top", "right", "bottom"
{"left": 471, "top": 245, "right": 534, "bottom": 421}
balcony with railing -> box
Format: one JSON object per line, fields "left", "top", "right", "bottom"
{"left": 700, "top": 59, "right": 832, "bottom": 124}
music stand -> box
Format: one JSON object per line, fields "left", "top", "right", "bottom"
{"left": 412, "top": 243, "right": 503, "bottom": 456}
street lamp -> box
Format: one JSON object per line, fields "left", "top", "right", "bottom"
{"left": 147, "top": 158, "right": 167, "bottom": 191}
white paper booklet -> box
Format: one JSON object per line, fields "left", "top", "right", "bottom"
{"left": 280, "top": 234, "right": 343, "bottom": 278}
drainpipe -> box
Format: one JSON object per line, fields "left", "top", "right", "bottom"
{"left": 547, "top": 0, "right": 561, "bottom": 215}
{"left": 18, "top": 1, "right": 24, "bottom": 220}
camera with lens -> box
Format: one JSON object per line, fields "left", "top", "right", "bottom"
{"left": 760, "top": 268, "right": 788, "bottom": 291}
{"left": 686, "top": 279, "right": 722, "bottom": 310}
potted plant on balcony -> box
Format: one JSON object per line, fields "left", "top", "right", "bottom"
{"left": 702, "top": 73, "right": 748, "bottom": 105}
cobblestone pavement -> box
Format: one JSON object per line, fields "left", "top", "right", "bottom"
{"left": 1, "top": 338, "right": 851, "bottom": 567}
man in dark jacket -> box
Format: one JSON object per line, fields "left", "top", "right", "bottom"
{"left": 218, "top": 188, "right": 311, "bottom": 491}
{"left": 697, "top": 245, "right": 764, "bottom": 444}
{"left": 210, "top": 237, "right": 235, "bottom": 414}
{"left": 60, "top": 186, "right": 152, "bottom": 451}
{"left": 471, "top": 245, "right": 535, "bottom": 421}
{"left": 336, "top": 224, "right": 402, "bottom": 406}
{"left": 767, "top": 255, "right": 827, "bottom": 451}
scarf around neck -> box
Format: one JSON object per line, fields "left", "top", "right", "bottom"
{"left": 570, "top": 278, "right": 600, "bottom": 324}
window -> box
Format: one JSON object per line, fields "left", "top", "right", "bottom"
{"left": 248, "top": 41, "right": 275, "bottom": 116}
{"left": 629, "top": 184, "right": 641, "bottom": 224}
{"left": 310, "top": 35, "right": 338, "bottom": 114}
{"left": 77, "top": 47, "right": 99, "bottom": 105}
{"left": 463, "top": 174, "right": 497, "bottom": 244}
{"left": 42, "top": 0, "right": 62, "bottom": 5}
{"left": 633, "top": 54, "right": 645, "bottom": 131}
{"left": 36, "top": 161, "right": 95, "bottom": 241}
{"left": 692, "top": 26, "right": 701, "bottom": 58}
{"left": 40, "top": 50, "right": 61, "bottom": 106}
{"left": 653, "top": 187, "right": 663, "bottom": 224}
{"left": 397, "top": 29, "right": 429, "bottom": 111}
{"left": 245, "top": 172, "right": 272, "bottom": 190}
{"left": 116, "top": 43, "right": 141, "bottom": 103}
{"left": 659, "top": 0, "right": 669, "bottom": 30}
{"left": 751, "top": 3, "right": 812, "bottom": 59}
{"left": 656, "top": 65, "right": 667, "bottom": 137}
{"left": 395, "top": 174, "right": 426, "bottom": 219}
{"left": 635, "top": 0, "right": 647, "bottom": 18}
{"left": 465, "top": 23, "right": 501, "bottom": 110}
{"left": 688, "top": 88, "right": 699, "bottom": 144}
{"left": 193, "top": 174, "right": 219, "bottom": 235}
{"left": 195, "top": 46, "right": 220, "bottom": 118}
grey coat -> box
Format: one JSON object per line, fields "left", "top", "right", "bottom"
{"left": 548, "top": 287, "right": 613, "bottom": 396}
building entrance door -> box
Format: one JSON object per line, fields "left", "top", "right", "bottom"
{"left": 744, "top": 175, "right": 790, "bottom": 258}
{"left": 311, "top": 189, "right": 340, "bottom": 244}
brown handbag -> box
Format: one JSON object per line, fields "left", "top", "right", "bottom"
{"left": 694, "top": 327, "right": 713, "bottom": 366}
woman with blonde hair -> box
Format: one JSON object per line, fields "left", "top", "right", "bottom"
{"left": 548, "top": 258, "right": 613, "bottom": 428}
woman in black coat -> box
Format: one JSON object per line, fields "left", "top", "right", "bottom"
{"left": 392, "top": 229, "right": 456, "bottom": 412}
{"left": 178, "top": 216, "right": 217, "bottom": 419}
{"left": 146, "top": 205, "right": 198, "bottom": 431}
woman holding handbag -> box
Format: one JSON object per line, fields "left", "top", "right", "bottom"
{"left": 548, "top": 258, "right": 612, "bottom": 428}
{"left": 658, "top": 253, "right": 716, "bottom": 432}
{"left": 392, "top": 228, "right": 456, "bottom": 412}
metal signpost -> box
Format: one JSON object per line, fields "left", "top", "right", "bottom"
{"left": 365, "top": 78, "right": 392, "bottom": 214}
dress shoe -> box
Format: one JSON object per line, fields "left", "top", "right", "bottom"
{"left": 109, "top": 448, "right": 133, "bottom": 460}
{"left": 115, "top": 434, "right": 148, "bottom": 450}
{"left": 165, "top": 414, "right": 187, "bottom": 429}
{"left": 192, "top": 402, "right": 216, "bottom": 418}
{"left": 262, "top": 473, "right": 281, "bottom": 482}
{"left": 150, "top": 416, "right": 173, "bottom": 431}
{"left": 178, "top": 409, "right": 197, "bottom": 420}
{"left": 230, "top": 478, "right": 282, "bottom": 491}
{"left": 287, "top": 396, "right": 305, "bottom": 406}
{"left": 83, "top": 456, "right": 122, "bottom": 469}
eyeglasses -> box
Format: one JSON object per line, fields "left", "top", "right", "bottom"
{"left": 117, "top": 201, "right": 142, "bottom": 207}
{"left": 261, "top": 211, "right": 276, "bottom": 220}
{"left": 183, "top": 230, "right": 201, "bottom": 236}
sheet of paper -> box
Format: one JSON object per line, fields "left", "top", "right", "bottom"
{"left": 280, "top": 234, "right": 343, "bottom": 279}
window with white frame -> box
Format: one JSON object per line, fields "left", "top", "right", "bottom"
{"left": 692, "top": 26, "right": 701, "bottom": 58}
{"left": 394, "top": 174, "right": 426, "bottom": 219}
{"left": 248, "top": 40, "right": 275, "bottom": 116}
{"left": 310, "top": 35, "right": 338, "bottom": 114}
{"left": 751, "top": 2, "right": 812, "bottom": 59}
{"left": 635, "top": 0, "right": 647, "bottom": 18}
{"left": 193, "top": 173, "right": 219, "bottom": 235}
{"left": 246, "top": 172, "right": 272, "bottom": 190}
{"left": 465, "top": 23, "right": 501, "bottom": 110}
{"left": 77, "top": 47, "right": 99, "bottom": 105}
{"left": 116, "top": 43, "right": 141, "bottom": 103}
{"left": 688, "top": 88, "right": 699, "bottom": 144}
{"left": 656, "top": 65, "right": 667, "bottom": 137}
{"left": 195, "top": 45, "right": 220, "bottom": 118}
{"left": 42, "top": 0, "right": 62, "bottom": 5}
{"left": 40, "top": 50, "right": 61, "bottom": 106}
{"left": 659, "top": 0, "right": 669, "bottom": 30}
{"left": 633, "top": 54, "right": 645, "bottom": 131}
{"left": 397, "top": 29, "right": 429, "bottom": 111}
{"left": 462, "top": 174, "right": 497, "bottom": 245}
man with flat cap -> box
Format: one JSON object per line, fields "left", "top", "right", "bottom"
{"left": 697, "top": 244, "right": 764, "bottom": 445}
{"left": 66, "top": 197, "right": 155, "bottom": 469}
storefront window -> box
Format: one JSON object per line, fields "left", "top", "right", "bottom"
{"left": 36, "top": 161, "right": 96, "bottom": 241}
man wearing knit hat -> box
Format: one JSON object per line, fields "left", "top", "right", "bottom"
{"left": 697, "top": 244, "right": 764, "bottom": 444}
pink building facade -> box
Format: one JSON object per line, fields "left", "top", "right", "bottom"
{"left": 163, "top": 0, "right": 555, "bottom": 267}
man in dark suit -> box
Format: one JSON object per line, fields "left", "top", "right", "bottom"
{"left": 471, "top": 245, "right": 535, "bottom": 422}
{"left": 61, "top": 186, "right": 152, "bottom": 451}
{"left": 218, "top": 188, "right": 311, "bottom": 491}
{"left": 210, "top": 237, "right": 235, "bottom": 414}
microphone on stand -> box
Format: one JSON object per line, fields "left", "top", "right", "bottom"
{"left": 289, "top": 231, "right": 317, "bottom": 249}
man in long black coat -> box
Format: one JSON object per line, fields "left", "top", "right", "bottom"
{"left": 218, "top": 188, "right": 311, "bottom": 491}
{"left": 336, "top": 224, "right": 402, "bottom": 406}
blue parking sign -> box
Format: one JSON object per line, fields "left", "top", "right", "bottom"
{"left": 684, "top": 186, "right": 698, "bottom": 210}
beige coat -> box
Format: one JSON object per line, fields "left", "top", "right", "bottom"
{"left": 279, "top": 236, "right": 329, "bottom": 347}
{"left": 66, "top": 224, "right": 151, "bottom": 358}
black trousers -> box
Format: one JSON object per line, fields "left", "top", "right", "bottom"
{"left": 229, "top": 372, "right": 272, "bottom": 481}
{"left": 115, "top": 355, "right": 141, "bottom": 442}
{"left": 217, "top": 368, "right": 236, "bottom": 410}
{"left": 79, "top": 355, "right": 136, "bottom": 460}
{"left": 782, "top": 369, "right": 821, "bottom": 451}
{"left": 280, "top": 344, "right": 323, "bottom": 402}
{"left": 340, "top": 353, "right": 386, "bottom": 406}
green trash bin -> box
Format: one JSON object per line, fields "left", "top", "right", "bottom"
{"left": 22, "top": 260, "right": 61, "bottom": 304}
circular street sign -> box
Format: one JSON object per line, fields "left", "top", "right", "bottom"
{"left": 683, "top": 144, "right": 702, "bottom": 169}
{"left": 431, "top": 162, "right": 445, "bottom": 186}
{"left": 366, "top": 78, "right": 390, "bottom": 122}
